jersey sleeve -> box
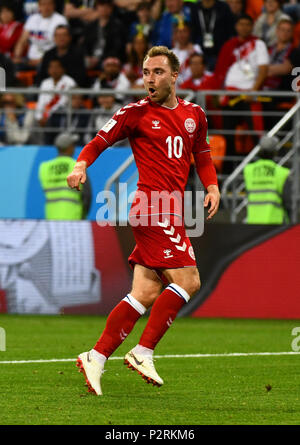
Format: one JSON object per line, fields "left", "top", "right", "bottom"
{"left": 192, "top": 107, "right": 218, "bottom": 188}
{"left": 96, "top": 104, "right": 137, "bottom": 146}
{"left": 192, "top": 107, "right": 210, "bottom": 155}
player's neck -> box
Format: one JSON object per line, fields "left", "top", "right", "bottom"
{"left": 160, "top": 93, "right": 178, "bottom": 109}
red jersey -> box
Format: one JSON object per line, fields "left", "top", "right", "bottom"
{"left": 180, "top": 73, "right": 215, "bottom": 91}
{"left": 0, "top": 21, "right": 23, "bottom": 56}
{"left": 96, "top": 96, "right": 211, "bottom": 196}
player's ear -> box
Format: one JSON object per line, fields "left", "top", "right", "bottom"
{"left": 172, "top": 71, "right": 178, "bottom": 83}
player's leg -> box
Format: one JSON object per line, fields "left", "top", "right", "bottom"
{"left": 77, "top": 264, "right": 162, "bottom": 395}
{"left": 125, "top": 267, "right": 200, "bottom": 387}
{"left": 138, "top": 266, "right": 200, "bottom": 351}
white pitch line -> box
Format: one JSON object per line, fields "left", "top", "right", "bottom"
{"left": 0, "top": 351, "right": 299, "bottom": 364}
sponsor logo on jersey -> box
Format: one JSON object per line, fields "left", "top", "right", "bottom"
{"left": 152, "top": 120, "right": 161, "bottom": 129}
{"left": 188, "top": 245, "right": 195, "bottom": 260}
{"left": 184, "top": 118, "right": 196, "bottom": 133}
{"left": 101, "top": 118, "right": 117, "bottom": 133}
{"left": 163, "top": 249, "right": 174, "bottom": 259}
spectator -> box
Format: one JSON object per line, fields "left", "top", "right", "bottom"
{"left": 262, "top": 18, "right": 295, "bottom": 129}
{"left": 226, "top": 0, "right": 246, "bottom": 23}
{"left": 63, "top": 0, "right": 99, "bottom": 42}
{"left": 83, "top": 0, "right": 126, "bottom": 70}
{"left": 151, "top": 0, "right": 192, "bottom": 48}
{"left": 180, "top": 53, "right": 213, "bottom": 90}
{"left": 64, "top": 0, "right": 98, "bottom": 22}
{"left": 171, "top": 21, "right": 202, "bottom": 85}
{"left": 179, "top": 53, "right": 220, "bottom": 129}
{"left": 243, "top": 135, "right": 292, "bottom": 223}
{"left": 128, "top": 2, "right": 154, "bottom": 43}
{"left": 213, "top": 14, "right": 269, "bottom": 170}
{"left": 114, "top": 0, "right": 142, "bottom": 10}
{"left": 188, "top": 0, "right": 235, "bottom": 71}
{"left": 37, "top": 24, "right": 87, "bottom": 86}
{"left": 123, "top": 33, "right": 149, "bottom": 87}
{"left": 22, "top": 0, "right": 65, "bottom": 17}
{"left": 253, "top": 0, "right": 290, "bottom": 48}
{"left": 87, "top": 93, "right": 120, "bottom": 141}
{"left": 0, "top": 93, "right": 35, "bottom": 145}
{"left": 92, "top": 57, "right": 131, "bottom": 103}
{"left": 13, "top": 0, "right": 67, "bottom": 68}
{"left": 264, "top": 18, "right": 294, "bottom": 91}
{"left": 0, "top": 3, "right": 23, "bottom": 57}
{"left": 46, "top": 93, "right": 90, "bottom": 144}
{"left": 35, "top": 58, "right": 76, "bottom": 133}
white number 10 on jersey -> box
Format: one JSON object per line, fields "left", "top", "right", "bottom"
{"left": 166, "top": 136, "right": 183, "bottom": 159}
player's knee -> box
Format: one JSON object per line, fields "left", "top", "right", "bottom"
{"left": 130, "top": 286, "right": 161, "bottom": 308}
{"left": 189, "top": 275, "right": 201, "bottom": 297}
{"left": 172, "top": 274, "right": 201, "bottom": 298}
{"left": 186, "top": 274, "right": 201, "bottom": 297}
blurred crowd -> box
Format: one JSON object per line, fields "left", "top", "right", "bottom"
{"left": 0, "top": 0, "right": 300, "bottom": 165}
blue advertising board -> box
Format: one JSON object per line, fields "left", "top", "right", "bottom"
{"left": 0, "top": 145, "right": 137, "bottom": 220}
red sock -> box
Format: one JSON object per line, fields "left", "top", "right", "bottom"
{"left": 139, "top": 284, "right": 190, "bottom": 350}
{"left": 94, "top": 297, "right": 144, "bottom": 358}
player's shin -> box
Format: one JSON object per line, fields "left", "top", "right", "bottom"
{"left": 93, "top": 295, "right": 146, "bottom": 358}
{"left": 138, "top": 283, "right": 190, "bottom": 351}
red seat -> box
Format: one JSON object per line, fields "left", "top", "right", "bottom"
{"left": 16, "top": 70, "right": 36, "bottom": 86}
{"left": 209, "top": 135, "right": 226, "bottom": 172}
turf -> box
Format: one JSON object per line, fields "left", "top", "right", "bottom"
{"left": 0, "top": 314, "right": 299, "bottom": 425}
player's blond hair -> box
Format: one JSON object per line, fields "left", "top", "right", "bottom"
{"left": 144, "top": 46, "right": 180, "bottom": 73}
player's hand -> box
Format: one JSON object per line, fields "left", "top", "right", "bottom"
{"left": 67, "top": 161, "right": 87, "bottom": 191}
{"left": 204, "top": 185, "right": 220, "bottom": 220}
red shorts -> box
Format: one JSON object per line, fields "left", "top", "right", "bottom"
{"left": 128, "top": 214, "right": 196, "bottom": 280}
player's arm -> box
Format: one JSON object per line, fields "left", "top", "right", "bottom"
{"left": 67, "top": 105, "right": 135, "bottom": 190}
{"left": 193, "top": 109, "right": 220, "bottom": 219}
{"left": 204, "top": 184, "right": 220, "bottom": 219}
{"left": 67, "top": 135, "right": 108, "bottom": 191}
{"left": 193, "top": 151, "right": 220, "bottom": 219}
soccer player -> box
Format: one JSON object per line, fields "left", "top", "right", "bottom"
{"left": 67, "top": 46, "right": 220, "bottom": 396}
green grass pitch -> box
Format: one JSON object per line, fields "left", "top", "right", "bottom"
{"left": 0, "top": 314, "right": 299, "bottom": 425}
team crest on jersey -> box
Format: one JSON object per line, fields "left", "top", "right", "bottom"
{"left": 184, "top": 118, "right": 196, "bottom": 133}
{"left": 152, "top": 120, "right": 161, "bottom": 129}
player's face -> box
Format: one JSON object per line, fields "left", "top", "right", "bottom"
{"left": 143, "top": 55, "right": 178, "bottom": 104}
